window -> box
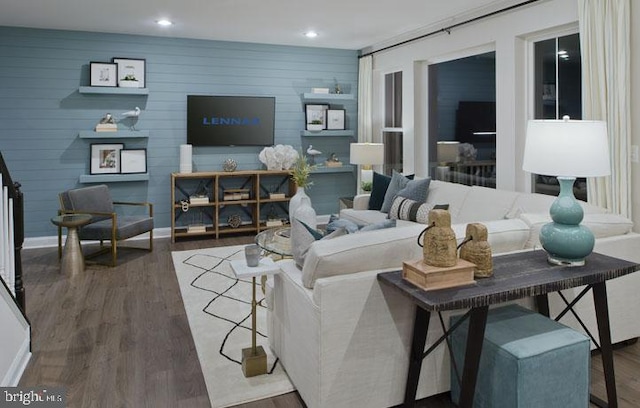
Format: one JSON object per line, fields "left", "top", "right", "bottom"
{"left": 383, "top": 71, "right": 403, "bottom": 175}
{"left": 532, "top": 33, "right": 585, "bottom": 200}
{"left": 428, "top": 52, "right": 496, "bottom": 188}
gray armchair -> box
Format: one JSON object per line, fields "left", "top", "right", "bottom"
{"left": 58, "top": 184, "right": 153, "bottom": 266}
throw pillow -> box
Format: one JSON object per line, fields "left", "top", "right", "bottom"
{"left": 327, "top": 214, "right": 397, "bottom": 234}
{"left": 396, "top": 177, "right": 431, "bottom": 203}
{"left": 360, "top": 219, "right": 397, "bottom": 231}
{"left": 381, "top": 170, "right": 411, "bottom": 213}
{"left": 326, "top": 215, "right": 361, "bottom": 234}
{"left": 292, "top": 219, "right": 346, "bottom": 268}
{"left": 388, "top": 197, "right": 450, "bottom": 224}
{"left": 368, "top": 172, "right": 391, "bottom": 211}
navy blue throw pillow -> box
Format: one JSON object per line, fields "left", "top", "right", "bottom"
{"left": 368, "top": 172, "right": 391, "bottom": 211}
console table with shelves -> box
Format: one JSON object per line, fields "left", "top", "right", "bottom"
{"left": 171, "top": 170, "right": 295, "bottom": 242}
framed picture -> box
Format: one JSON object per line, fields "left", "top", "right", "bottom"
{"left": 90, "top": 143, "right": 124, "bottom": 174}
{"left": 326, "top": 109, "right": 346, "bottom": 130}
{"left": 90, "top": 62, "right": 118, "bottom": 87}
{"left": 305, "top": 104, "right": 329, "bottom": 130}
{"left": 112, "top": 57, "right": 146, "bottom": 88}
{"left": 120, "top": 149, "right": 147, "bottom": 174}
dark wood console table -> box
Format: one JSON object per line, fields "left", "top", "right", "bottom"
{"left": 377, "top": 250, "right": 640, "bottom": 408}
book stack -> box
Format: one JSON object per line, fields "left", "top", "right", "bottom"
{"left": 223, "top": 189, "right": 250, "bottom": 201}
{"left": 95, "top": 123, "right": 118, "bottom": 132}
{"left": 187, "top": 224, "right": 207, "bottom": 233}
{"left": 266, "top": 219, "right": 283, "bottom": 227}
{"left": 189, "top": 196, "right": 209, "bottom": 205}
{"left": 269, "top": 192, "right": 286, "bottom": 200}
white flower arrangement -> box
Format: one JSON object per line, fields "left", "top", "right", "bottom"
{"left": 259, "top": 144, "right": 299, "bottom": 170}
{"left": 458, "top": 143, "right": 478, "bottom": 162}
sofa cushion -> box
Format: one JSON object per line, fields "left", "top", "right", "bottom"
{"left": 457, "top": 186, "right": 520, "bottom": 224}
{"left": 339, "top": 209, "right": 388, "bottom": 226}
{"left": 368, "top": 172, "right": 391, "bottom": 211}
{"left": 451, "top": 218, "right": 530, "bottom": 254}
{"left": 518, "top": 212, "right": 634, "bottom": 248}
{"left": 301, "top": 224, "right": 426, "bottom": 288}
{"left": 424, "top": 180, "right": 471, "bottom": 222}
{"left": 506, "top": 192, "right": 607, "bottom": 219}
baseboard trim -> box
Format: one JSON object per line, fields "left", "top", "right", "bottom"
{"left": 2, "top": 335, "right": 31, "bottom": 386}
{"left": 24, "top": 227, "right": 172, "bottom": 249}
{"left": 25, "top": 215, "right": 331, "bottom": 249}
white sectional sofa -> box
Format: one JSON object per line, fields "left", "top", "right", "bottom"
{"left": 267, "top": 180, "right": 640, "bottom": 408}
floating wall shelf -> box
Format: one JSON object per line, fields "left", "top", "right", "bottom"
{"left": 310, "top": 165, "right": 355, "bottom": 174}
{"left": 78, "top": 86, "right": 149, "bottom": 95}
{"left": 79, "top": 173, "right": 150, "bottom": 183}
{"left": 300, "top": 130, "right": 355, "bottom": 137}
{"left": 302, "top": 93, "right": 354, "bottom": 101}
{"left": 78, "top": 130, "right": 150, "bottom": 139}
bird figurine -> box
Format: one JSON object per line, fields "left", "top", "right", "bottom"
{"left": 121, "top": 107, "right": 141, "bottom": 118}
{"left": 306, "top": 145, "right": 322, "bottom": 165}
{"left": 120, "top": 107, "right": 141, "bottom": 130}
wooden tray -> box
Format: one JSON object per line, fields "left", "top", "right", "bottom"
{"left": 402, "top": 259, "right": 476, "bottom": 291}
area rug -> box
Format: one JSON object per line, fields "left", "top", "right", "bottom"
{"left": 171, "top": 245, "right": 295, "bottom": 408}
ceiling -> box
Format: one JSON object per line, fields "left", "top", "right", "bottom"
{"left": 0, "top": 0, "right": 530, "bottom": 51}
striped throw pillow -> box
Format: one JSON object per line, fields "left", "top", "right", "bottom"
{"left": 388, "top": 197, "right": 449, "bottom": 224}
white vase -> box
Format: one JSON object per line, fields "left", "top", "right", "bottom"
{"left": 289, "top": 187, "right": 310, "bottom": 224}
{"left": 291, "top": 195, "right": 317, "bottom": 266}
{"left": 292, "top": 196, "right": 317, "bottom": 229}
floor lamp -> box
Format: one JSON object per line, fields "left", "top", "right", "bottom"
{"left": 350, "top": 143, "right": 384, "bottom": 192}
{"left": 522, "top": 116, "right": 610, "bottom": 266}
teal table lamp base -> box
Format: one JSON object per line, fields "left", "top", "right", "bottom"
{"left": 540, "top": 177, "right": 595, "bottom": 266}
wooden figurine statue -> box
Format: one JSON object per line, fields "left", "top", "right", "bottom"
{"left": 459, "top": 223, "right": 493, "bottom": 278}
{"left": 422, "top": 209, "right": 457, "bottom": 267}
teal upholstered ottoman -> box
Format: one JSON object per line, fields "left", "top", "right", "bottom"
{"left": 450, "top": 304, "right": 590, "bottom": 408}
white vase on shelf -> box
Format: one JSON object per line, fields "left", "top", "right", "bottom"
{"left": 288, "top": 187, "right": 310, "bottom": 225}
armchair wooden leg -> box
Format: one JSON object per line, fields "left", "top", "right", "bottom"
{"left": 111, "top": 242, "right": 117, "bottom": 267}
{"left": 57, "top": 226, "right": 62, "bottom": 260}
{"left": 149, "top": 230, "right": 153, "bottom": 252}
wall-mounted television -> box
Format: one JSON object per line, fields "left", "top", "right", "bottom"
{"left": 455, "top": 101, "right": 496, "bottom": 143}
{"left": 187, "top": 95, "right": 275, "bottom": 146}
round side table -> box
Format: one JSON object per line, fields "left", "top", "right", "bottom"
{"left": 51, "top": 214, "right": 92, "bottom": 276}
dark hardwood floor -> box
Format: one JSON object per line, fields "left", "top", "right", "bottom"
{"left": 18, "top": 236, "right": 640, "bottom": 407}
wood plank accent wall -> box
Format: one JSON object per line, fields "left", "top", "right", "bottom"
{"left": 0, "top": 26, "right": 358, "bottom": 238}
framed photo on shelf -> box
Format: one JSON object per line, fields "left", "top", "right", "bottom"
{"left": 305, "top": 104, "right": 329, "bottom": 130}
{"left": 89, "top": 62, "right": 118, "bottom": 87}
{"left": 120, "top": 149, "right": 147, "bottom": 174}
{"left": 326, "top": 109, "right": 346, "bottom": 130}
{"left": 112, "top": 57, "right": 146, "bottom": 88}
{"left": 90, "top": 143, "right": 124, "bottom": 174}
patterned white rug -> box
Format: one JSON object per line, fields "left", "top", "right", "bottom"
{"left": 171, "top": 245, "right": 295, "bottom": 408}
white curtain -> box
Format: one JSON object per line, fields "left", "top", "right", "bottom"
{"left": 578, "top": 0, "right": 631, "bottom": 217}
{"left": 357, "top": 55, "right": 373, "bottom": 143}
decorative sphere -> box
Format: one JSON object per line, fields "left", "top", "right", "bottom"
{"left": 223, "top": 158, "right": 237, "bottom": 172}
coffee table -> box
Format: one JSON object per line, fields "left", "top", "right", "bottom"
{"left": 255, "top": 227, "right": 292, "bottom": 258}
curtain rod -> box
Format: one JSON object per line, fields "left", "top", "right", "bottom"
{"left": 359, "top": 0, "right": 543, "bottom": 58}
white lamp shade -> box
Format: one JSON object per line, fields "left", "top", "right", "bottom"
{"left": 437, "top": 141, "right": 460, "bottom": 163}
{"left": 350, "top": 143, "right": 384, "bottom": 165}
{"left": 523, "top": 118, "right": 610, "bottom": 177}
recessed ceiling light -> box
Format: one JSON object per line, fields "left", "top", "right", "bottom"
{"left": 304, "top": 31, "right": 318, "bottom": 38}
{"left": 157, "top": 19, "right": 173, "bottom": 27}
